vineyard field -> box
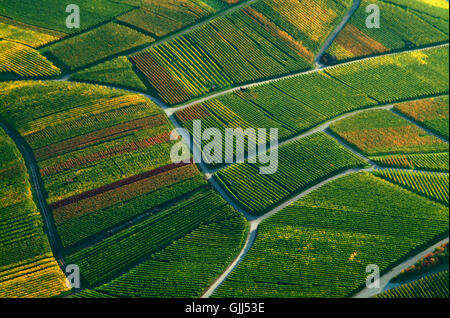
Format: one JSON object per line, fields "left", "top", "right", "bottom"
{"left": 0, "top": 21, "right": 58, "bottom": 48}
{"left": 327, "top": 0, "right": 449, "bottom": 61}
{"left": 330, "top": 109, "right": 449, "bottom": 155}
{"left": 325, "top": 46, "right": 449, "bottom": 103}
{"left": 394, "top": 95, "right": 449, "bottom": 140}
{"left": 0, "top": 0, "right": 133, "bottom": 34}
{"left": 0, "top": 81, "right": 207, "bottom": 248}
{"left": 373, "top": 169, "right": 449, "bottom": 206}
{"left": 0, "top": 0, "right": 449, "bottom": 301}
{"left": 67, "top": 189, "right": 247, "bottom": 286}
{"left": 377, "top": 270, "right": 449, "bottom": 298}
{"left": 215, "top": 133, "right": 368, "bottom": 215}
{"left": 71, "top": 57, "right": 147, "bottom": 91}
{"left": 93, "top": 211, "right": 248, "bottom": 297}
{"left": 0, "top": 40, "right": 61, "bottom": 78}
{"left": 44, "top": 23, "right": 154, "bottom": 71}
{"left": 214, "top": 172, "right": 449, "bottom": 297}
{"left": 131, "top": 0, "right": 352, "bottom": 105}
{"left": 370, "top": 152, "right": 449, "bottom": 172}
{"left": 115, "top": 0, "right": 223, "bottom": 38}
{"left": 176, "top": 47, "right": 449, "bottom": 160}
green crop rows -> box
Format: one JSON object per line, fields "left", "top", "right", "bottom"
{"left": 93, "top": 212, "right": 248, "bottom": 297}
{"left": 214, "top": 172, "right": 449, "bottom": 297}
{"left": 330, "top": 109, "right": 449, "bottom": 155}
{"left": 67, "top": 189, "right": 247, "bottom": 286}
{"left": 394, "top": 95, "right": 449, "bottom": 140}
{"left": 327, "top": 0, "right": 449, "bottom": 61}
{"left": 374, "top": 169, "right": 449, "bottom": 206}
{"left": 0, "top": 81, "right": 207, "bottom": 248}
{"left": 0, "top": 128, "right": 68, "bottom": 297}
{"left": 371, "top": 152, "right": 449, "bottom": 172}
{"left": 377, "top": 270, "right": 449, "bottom": 298}
{"left": 131, "top": 0, "right": 352, "bottom": 104}
{"left": 44, "top": 23, "right": 154, "bottom": 71}
{"left": 71, "top": 57, "right": 147, "bottom": 91}
{"left": 176, "top": 47, "right": 449, "bottom": 164}
{"left": 0, "top": 0, "right": 132, "bottom": 34}
{"left": 215, "top": 133, "right": 368, "bottom": 215}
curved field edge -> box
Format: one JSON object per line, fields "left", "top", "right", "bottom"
{"left": 0, "top": 127, "right": 69, "bottom": 298}
{"left": 213, "top": 132, "right": 369, "bottom": 216}
{"left": 173, "top": 46, "right": 449, "bottom": 170}
{"left": 212, "top": 172, "right": 449, "bottom": 298}
{"left": 0, "top": 40, "right": 61, "bottom": 80}
{"left": 376, "top": 269, "right": 449, "bottom": 298}
{"left": 72, "top": 0, "right": 355, "bottom": 105}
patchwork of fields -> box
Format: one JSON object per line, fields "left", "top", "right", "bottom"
{"left": 130, "top": 0, "right": 353, "bottom": 104}
{"left": 0, "top": 0, "right": 448, "bottom": 300}
{"left": 0, "top": 0, "right": 248, "bottom": 77}
{"left": 175, "top": 46, "right": 448, "bottom": 169}
{"left": 215, "top": 133, "right": 368, "bottom": 215}
{"left": 377, "top": 270, "right": 449, "bottom": 298}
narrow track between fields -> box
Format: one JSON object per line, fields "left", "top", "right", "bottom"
{"left": 0, "top": 122, "right": 66, "bottom": 268}
{"left": 168, "top": 43, "right": 449, "bottom": 114}
{"left": 353, "top": 237, "right": 450, "bottom": 298}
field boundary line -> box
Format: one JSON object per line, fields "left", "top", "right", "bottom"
{"left": 48, "top": 0, "right": 261, "bottom": 78}
{"left": 389, "top": 108, "right": 450, "bottom": 144}
{"left": 314, "top": 0, "right": 361, "bottom": 67}
{"left": 353, "top": 237, "right": 450, "bottom": 298}
{"left": 201, "top": 167, "right": 375, "bottom": 297}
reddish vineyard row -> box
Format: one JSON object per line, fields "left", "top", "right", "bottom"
{"left": 50, "top": 160, "right": 193, "bottom": 209}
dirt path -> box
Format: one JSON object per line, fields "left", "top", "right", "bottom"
{"left": 201, "top": 167, "right": 375, "bottom": 297}
{"left": 314, "top": 0, "right": 361, "bottom": 67}
{"left": 0, "top": 122, "right": 66, "bottom": 268}
{"left": 353, "top": 237, "right": 449, "bottom": 298}
{"left": 170, "top": 43, "right": 449, "bottom": 113}
{"left": 1, "top": 0, "right": 448, "bottom": 296}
